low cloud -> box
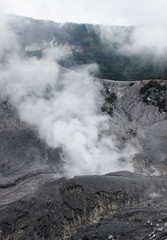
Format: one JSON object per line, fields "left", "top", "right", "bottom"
{"left": 100, "top": 25, "right": 167, "bottom": 57}
{"left": 0, "top": 15, "right": 20, "bottom": 59}
{"left": 122, "top": 26, "right": 167, "bottom": 57}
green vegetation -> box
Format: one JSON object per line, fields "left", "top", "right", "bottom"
{"left": 101, "top": 90, "right": 117, "bottom": 116}
{"left": 105, "top": 93, "right": 117, "bottom": 104}
{"left": 158, "top": 99, "right": 167, "bottom": 112}
{"left": 140, "top": 81, "right": 167, "bottom": 94}
{"left": 140, "top": 81, "right": 167, "bottom": 112}
{"left": 19, "top": 18, "right": 167, "bottom": 81}
{"left": 101, "top": 106, "right": 108, "bottom": 112}
{"left": 56, "top": 24, "right": 167, "bottom": 81}
{"left": 108, "top": 107, "right": 113, "bottom": 116}
{"left": 101, "top": 106, "right": 113, "bottom": 116}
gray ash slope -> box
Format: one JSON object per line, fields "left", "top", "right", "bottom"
{"left": 102, "top": 79, "right": 167, "bottom": 174}
{"left": 0, "top": 79, "right": 167, "bottom": 239}
{"left": 0, "top": 98, "right": 62, "bottom": 187}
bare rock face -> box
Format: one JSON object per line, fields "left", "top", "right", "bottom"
{"left": 1, "top": 171, "right": 167, "bottom": 240}
{"left": 0, "top": 79, "right": 167, "bottom": 239}
{"left": 102, "top": 79, "right": 167, "bottom": 174}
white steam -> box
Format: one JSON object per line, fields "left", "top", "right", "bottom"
{"left": 122, "top": 26, "right": 167, "bottom": 56}
{"left": 0, "top": 15, "right": 20, "bottom": 58}
{"left": 100, "top": 25, "right": 167, "bottom": 57}
{"left": 0, "top": 17, "right": 137, "bottom": 177}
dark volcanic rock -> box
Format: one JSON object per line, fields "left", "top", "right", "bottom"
{"left": 1, "top": 172, "right": 167, "bottom": 239}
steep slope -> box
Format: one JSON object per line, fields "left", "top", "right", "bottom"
{"left": 0, "top": 98, "right": 62, "bottom": 187}
{"left": 101, "top": 79, "right": 167, "bottom": 174}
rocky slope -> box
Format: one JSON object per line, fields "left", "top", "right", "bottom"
{"left": 1, "top": 171, "right": 167, "bottom": 240}
{"left": 0, "top": 98, "right": 62, "bottom": 187}
{"left": 0, "top": 79, "right": 167, "bottom": 239}
{"left": 102, "top": 79, "right": 167, "bottom": 174}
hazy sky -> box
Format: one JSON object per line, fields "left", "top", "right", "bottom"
{"left": 1, "top": 0, "right": 167, "bottom": 26}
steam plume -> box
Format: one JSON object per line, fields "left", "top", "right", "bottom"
{"left": 0, "top": 16, "right": 137, "bottom": 177}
